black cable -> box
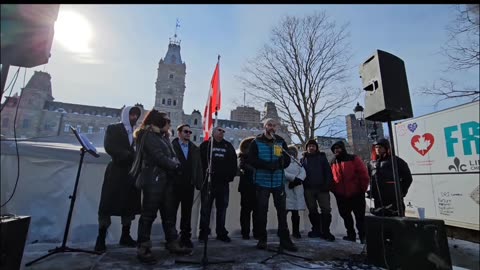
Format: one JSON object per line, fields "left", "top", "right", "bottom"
{"left": 1, "top": 68, "right": 26, "bottom": 208}
{"left": 1, "top": 66, "right": 20, "bottom": 95}
{"left": 0, "top": 67, "right": 20, "bottom": 113}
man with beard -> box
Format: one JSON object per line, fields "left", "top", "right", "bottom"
{"left": 171, "top": 124, "right": 203, "bottom": 248}
{"left": 247, "top": 118, "right": 297, "bottom": 251}
{"left": 94, "top": 105, "right": 142, "bottom": 253}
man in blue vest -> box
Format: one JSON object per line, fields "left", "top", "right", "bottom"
{"left": 247, "top": 118, "right": 297, "bottom": 252}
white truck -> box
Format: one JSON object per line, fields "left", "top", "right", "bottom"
{"left": 392, "top": 101, "right": 479, "bottom": 231}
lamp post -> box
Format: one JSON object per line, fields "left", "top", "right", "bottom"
{"left": 353, "top": 102, "right": 378, "bottom": 142}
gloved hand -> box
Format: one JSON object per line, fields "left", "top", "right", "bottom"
{"left": 288, "top": 181, "right": 296, "bottom": 189}
{"left": 293, "top": 178, "right": 303, "bottom": 186}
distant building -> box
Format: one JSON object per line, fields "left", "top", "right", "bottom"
{"left": 346, "top": 114, "right": 384, "bottom": 162}
{"left": 1, "top": 37, "right": 291, "bottom": 150}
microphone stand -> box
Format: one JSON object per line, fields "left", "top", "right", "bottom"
{"left": 175, "top": 115, "right": 234, "bottom": 268}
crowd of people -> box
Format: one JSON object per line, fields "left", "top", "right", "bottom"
{"left": 93, "top": 105, "right": 413, "bottom": 265}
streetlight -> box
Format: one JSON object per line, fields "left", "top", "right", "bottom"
{"left": 353, "top": 102, "right": 378, "bottom": 141}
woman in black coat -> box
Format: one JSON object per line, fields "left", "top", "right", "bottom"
{"left": 134, "top": 109, "right": 190, "bottom": 265}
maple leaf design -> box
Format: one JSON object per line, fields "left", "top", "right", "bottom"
{"left": 414, "top": 136, "right": 431, "bottom": 154}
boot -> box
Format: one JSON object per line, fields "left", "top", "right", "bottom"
{"left": 180, "top": 236, "right": 194, "bottom": 249}
{"left": 137, "top": 246, "right": 157, "bottom": 265}
{"left": 94, "top": 227, "right": 107, "bottom": 253}
{"left": 342, "top": 231, "right": 356, "bottom": 242}
{"left": 291, "top": 214, "right": 301, "bottom": 239}
{"left": 279, "top": 231, "right": 298, "bottom": 252}
{"left": 307, "top": 213, "right": 322, "bottom": 238}
{"left": 320, "top": 213, "right": 335, "bottom": 242}
{"left": 166, "top": 239, "right": 192, "bottom": 255}
{"left": 256, "top": 236, "right": 267, "bottom": 250}
{"left": 119, "top": 225, "right": 137, "bottom": 247}
{"left": 358, "top": 231, "right": 366, "bottom": 244}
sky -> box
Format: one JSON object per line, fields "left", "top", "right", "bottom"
{"left": 2, "top": 4, "right": 479, "bottom": 138}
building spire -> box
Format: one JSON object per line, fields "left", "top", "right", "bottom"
{"left": 169, "top": 18, "right": 181, "bottom": 45}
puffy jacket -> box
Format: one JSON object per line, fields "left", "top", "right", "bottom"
{"left": 247, "top": 133, "right": 291, "bottom": 188}
{"left": 330, "top": 141, "right": 369, "bottom": 198}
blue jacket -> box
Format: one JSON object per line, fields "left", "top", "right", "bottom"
{"left": 247, "top": 133, "right": 291, "bottom": 188}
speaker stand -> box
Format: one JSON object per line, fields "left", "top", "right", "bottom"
{"left": 25, "top": 149, "right": 99, "bottom": 266}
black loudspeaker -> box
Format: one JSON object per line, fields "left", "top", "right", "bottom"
{"left": 365, "top": 215, "right": 452, "bottom": 270}
{"left": 359, "top": 50, "right": 413, "bottom": 122}
{"left": 0, "top": 216, "right": 31, "bottom": 270}
{"left": 1, "top": 4, "right": 60, "bottom": 68}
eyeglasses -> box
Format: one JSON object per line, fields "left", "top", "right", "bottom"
{"left": 217, "top": 129, "right": 225, "bottom": 133}
{"left": 183, "top": 130, "right": 192, "bottom": 134}
{"left": 165, "top": 118, "right": 171, "bottom": 124}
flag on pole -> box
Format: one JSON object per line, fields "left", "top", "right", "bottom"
{"left": 203, "top": 57, "right": 221, "bottom": 141}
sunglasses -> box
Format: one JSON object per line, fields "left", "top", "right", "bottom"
{"left": 183, "top": 130, "right": 192, "bottom": 134}
{"left": 217, "top": 129, "right": 225, "bottom": 133}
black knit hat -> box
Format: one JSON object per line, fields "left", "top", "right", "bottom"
{"left": 373, "top": 138, "right": 390, "bottom": 149}
{"left": 305, "top": 139, "right": 319, "bottom": 151}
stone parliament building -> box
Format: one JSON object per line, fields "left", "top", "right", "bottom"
{"left": 0, "top": 37, "right": 291, "bottom": 149}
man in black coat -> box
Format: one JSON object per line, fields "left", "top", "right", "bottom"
{"left": 301, "top": 139, "right": 335, "bottom": 241}
{"left": 198, "top": 126, "right": 237, "bottom": 243}
{"left": 171, "top": 124, "right": 203, "bottom": 248}
{"left": 94, "top": 105, "right": 142, "bottom": 253}
{"left": 368, "top": 138, "right": 413, "bottom": 216}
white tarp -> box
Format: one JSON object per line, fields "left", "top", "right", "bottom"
{"left": 1, "top": 139, "right": 346, "bottom": 244}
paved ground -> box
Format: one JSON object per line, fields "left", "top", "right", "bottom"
{"left": 20, "top": 234, "right": 479, "bottom": 270}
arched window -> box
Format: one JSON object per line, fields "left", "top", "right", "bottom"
{"left": 194, "top": 119, "right": 198, "bottom": 125}
{"left": 167, "top": 99, "right": 172, "bottom": 105}
{"left": 173, "top": 100, "right": 177, "bottom": 106}
{"left": 162, "top": 98, "right": 165, "bottom": 105}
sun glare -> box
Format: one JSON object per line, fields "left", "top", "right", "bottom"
{"left": 54, "top": 10, "right": 93, "bottom": 53}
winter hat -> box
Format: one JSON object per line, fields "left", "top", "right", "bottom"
{"left": 129, "top": 106, "right": 141, "bottom": 117}
{"left": 330, "top": 140, "right": 346, "bottom": 153}
{"left": 373, "top": 138, "right": 390, "bottom": 149}
{"left": 305, "top": 139, "right": 319, "bottom": 151}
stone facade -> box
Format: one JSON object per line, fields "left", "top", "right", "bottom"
{"left": 230, "top": 106, "right": 260, "bottom": 123}
{"left": 345, "top": 114, "right": 384, "bottom": 162}
{"left": 0, "top": 38, "right": 292, "bottom": 151}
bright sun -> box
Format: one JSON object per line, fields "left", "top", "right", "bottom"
{"left": 54, "top": 10, "right": 93, "bottom": 53}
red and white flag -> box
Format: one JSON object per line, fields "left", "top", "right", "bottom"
{"left": 203, "top": 57, "right": 221, "bottom": 141}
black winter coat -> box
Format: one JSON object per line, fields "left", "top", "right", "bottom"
{"left": 171, "top": 138, "right": 204, "bottom": 190}
{"left": 199, "top": 139, "right": 237, "bottom": 187}
{"left": 137, "top": 129, "right": 179, "bottom": 193}
{"left": 301, "top": 151, "right": 333, "bottom": 191}
{"left": 368, "top": 154, "right": 413, "bottom": 206}
{"left": 98, "top": 123, "right": 141, "bottom": 216}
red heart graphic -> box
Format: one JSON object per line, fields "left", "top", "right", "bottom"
{"left": 411, "top": 133, "right": 435, "bottom": 156}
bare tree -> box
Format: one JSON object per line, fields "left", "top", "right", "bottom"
{"left": 238, "top": 11, "right": 357, "bottom": 145}
{"left": 420, "top": 4, "right": 479, "bottom": 102}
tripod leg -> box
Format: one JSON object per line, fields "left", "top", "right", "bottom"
{"left": 25, "top": 249, "right": 60, "bottom": 267}
{"left": 65, "top": 247, "right": 101, "bottom": 255}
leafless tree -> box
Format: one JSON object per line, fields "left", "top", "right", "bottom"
{"left": 238, "top": 11, "right": 357, "bottom": 145}
{"left": 420, "top": 4, "right": 479, "bottom": 103}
